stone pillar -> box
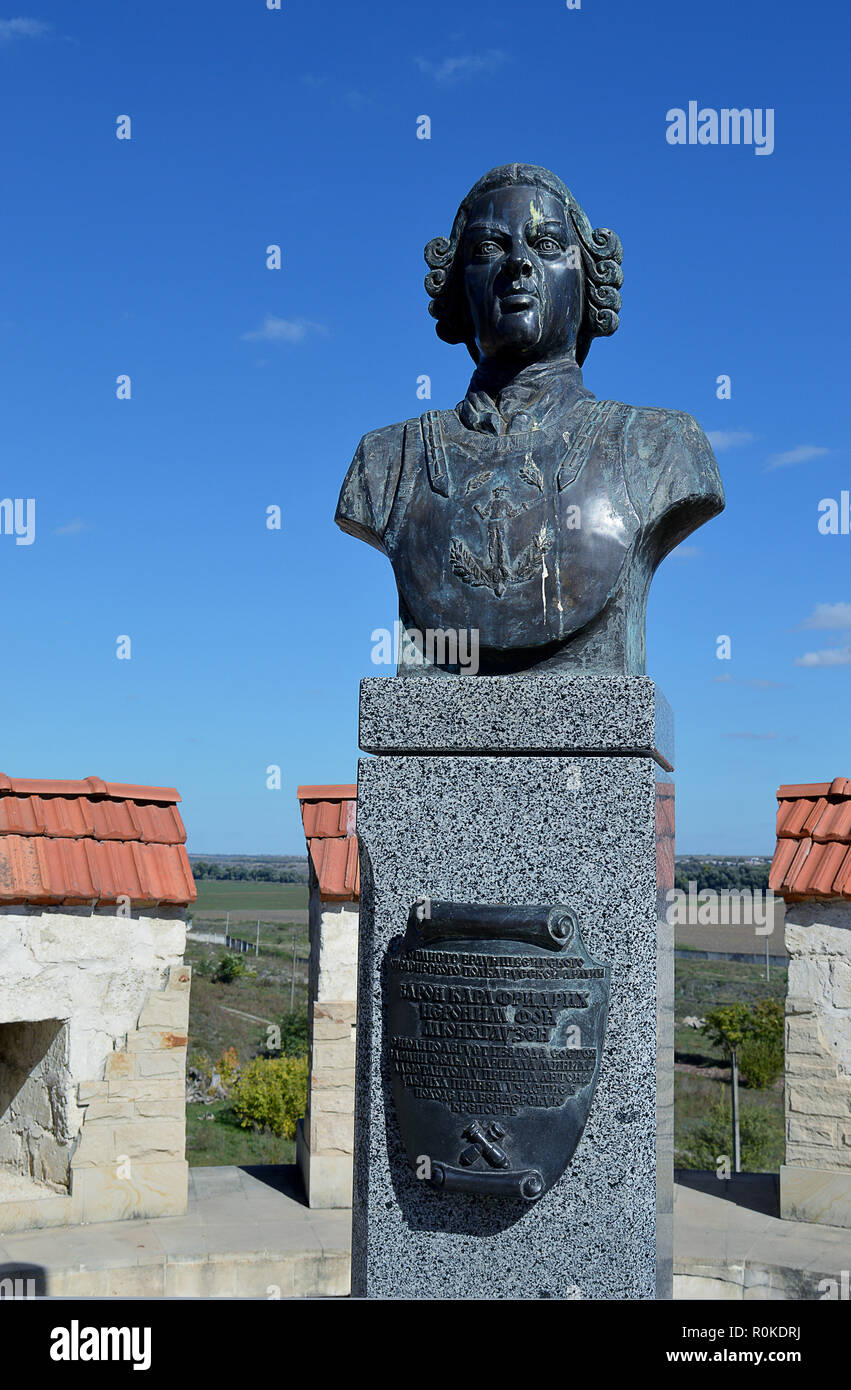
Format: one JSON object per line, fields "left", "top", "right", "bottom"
{"left": 781, "top": 901, "right": 851, "bottom": 1228}
{"left": 297, "top": 890, "right": 359, "bottom": 1209}
{"left": 352, "top": 673, "right": 674, "bottom": 1300}
{"left": 70, "top": 962, "right": 191, "bottom": 1226}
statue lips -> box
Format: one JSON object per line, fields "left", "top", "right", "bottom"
{"left": 499, "top": 289, "right": 538, "bottom": 312}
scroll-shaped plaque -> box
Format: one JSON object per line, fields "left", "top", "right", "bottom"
{"left": 387, "top": 901, "right": 610, "bottom": 1201}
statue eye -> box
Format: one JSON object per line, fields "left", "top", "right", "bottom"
{"left": 534, "top": 236, "right": 561, "bottom": 253}
{"left": 475, "top": 240, "right": 503, "bottom": 257}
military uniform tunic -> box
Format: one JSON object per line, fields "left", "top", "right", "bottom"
{"left": 336, "top": 361, "right": 724, "bottom": 675}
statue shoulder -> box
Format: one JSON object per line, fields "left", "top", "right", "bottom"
{"left": 358, "top": 418, "right": 411, "bottom": 458}
{"left": 622, "top": 403, "right": 725, "bottom": 533}
{"left": 335, "top": 417, "right": 418, "bottom": 553}
{"left": 626, "top": 403, "right": 714, "bottom": 455}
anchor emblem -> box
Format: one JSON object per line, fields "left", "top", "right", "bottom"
{"left": 449, "top": 486, "right": 553, "bottom": 598}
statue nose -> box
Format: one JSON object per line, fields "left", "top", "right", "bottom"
{"left": 506, "top": 253, "right": 533, "bottom": 278}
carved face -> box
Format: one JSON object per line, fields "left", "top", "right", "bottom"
{"left": 461, "top": 183, "right": 581, "bottom": 364}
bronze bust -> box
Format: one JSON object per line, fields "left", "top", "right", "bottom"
{"left": 336, "top": 163, "right": 724, "bottom": 676}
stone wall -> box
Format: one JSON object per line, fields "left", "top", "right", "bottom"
{"left": 0, "top": 907, "right": 189, "bottom": 1233}
{"left": 297, "top": 896, "right": 358, "bottom": 1209}
{"left": 0, "top": 1019, "right": 73, "bottom": 1188}
{"left": 781, "top": 901, "right": 851, "bottom": 1228}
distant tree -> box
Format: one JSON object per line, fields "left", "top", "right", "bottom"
{"left": 674, "top": 859, "right": 770, "bottom": 893}
{"left": 188, "top": 858, "right": 308, "bottom": 884}
{"left": 702, "top": 1004, "right": 752, "bottom": 1172}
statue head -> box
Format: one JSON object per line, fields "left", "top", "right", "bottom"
{"left": 424, "top": 163, "right": 623, "bottom": 368}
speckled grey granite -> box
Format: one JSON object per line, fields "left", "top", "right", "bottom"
{"left": 359, "top": 673, "right": 674, "bottom": 769}
{"left": 352, "top": 680, "right": 674, "bottom": 1299}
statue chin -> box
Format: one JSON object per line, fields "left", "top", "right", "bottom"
{"left": 477, "top": 307, "right": 584, "bottom": 366}
{"left": 480, "top": 323, "right": 543, "bottom": 362}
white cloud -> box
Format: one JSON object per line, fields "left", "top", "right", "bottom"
{"left": 415, "top": 50, "right": 506, "bottom": 83}
{"left": 0, "top": 18, "right": 50, "bottom": 42}
{"left": 705, "top": 430, "right": 755, "bottom": 452}
{"left": 670, "top": 544, "right": 701, "bottom": 561}
{"left": 53, "top": 519, "right": 88, "bottom": 535}
{"left": 799, "top": 602, "right": 851, "bottom": 631}
{"left": 795, "top": 646, "right": 851, "bottom": 668}
{"left": 765, "top": 444, "right": 830, "bottom": 471}
{"left": 241, "top": 316, "right": 326, "bottom": 344}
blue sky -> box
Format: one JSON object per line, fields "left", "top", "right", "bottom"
{"left": 0, "top": 0, "right": 847, "bottom": 855}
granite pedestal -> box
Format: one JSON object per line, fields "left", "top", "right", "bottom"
{"left": 352, "top": 674, "right": 674, "bottom": 1299}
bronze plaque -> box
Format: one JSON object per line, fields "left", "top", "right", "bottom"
{"left": 386, "top": 901, "right": 610, "bottom": 1200}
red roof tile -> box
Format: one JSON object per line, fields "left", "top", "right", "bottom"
{"left": 297, "top": 784, "right": 359, "bottom": 902}
{"left": 300, "top": 798, "right": 356, "bottom": 840}
{"left": 776, "top": 797, "right": 813, "bottom": 839}
{"left": 0, "top": 774, "right": 180, "bottom": 801}
{"left": 770, "top": 777, "right": 851, "bottom": 901}
{"left": 812, "top": 799, "right": 851, "bottom": 843}
{"left": 297, "top": 784, "right": 357, "bottom": 803}
{"left": 0, "top": 773, "right": 195, "bottom": 907}
{"left": 834, "top": 846, "right": 851, "bottom": 896}
{"left": 655, "top": 782, "right": 675, "bottom": 887}
{"left": 306, "top": 836, "right": 360, "bottom": 902}
{"left": 768, "top": 836, "right": 798, "bottom": 893}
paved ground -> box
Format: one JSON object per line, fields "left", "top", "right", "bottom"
{"left": 674, "top": 1172, "right": 850, "bottom": 1299}
{"left": 0, "top": 1167, "right": 847, "bottom": 1299}
{"left": 0, "top": 1166, "right": 349, "bottom": 1299}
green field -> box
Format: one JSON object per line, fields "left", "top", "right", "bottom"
{"left": 186, "top": 1101, "right": 296, "bottom": 1167}
{"left": 191, "top": 881, "right": 308, "bottom": 912}
{"left": 185, "top": 938, "right": 308, "bottom": 1061}
{"left": 184, "top": 934, "right": 307, "bottom": 1168}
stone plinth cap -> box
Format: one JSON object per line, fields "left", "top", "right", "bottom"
{"left": 359, "top": 674, "right": 673, "bottom": 769}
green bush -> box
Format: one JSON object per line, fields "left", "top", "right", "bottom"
{"left": 739, "top": 1035, "right": 784, "bottom": 1089}
{"left": 213, "top": 952, "right": 247, "bottom": 984}
{"left": 688, "top": 1098, "right": 776, "bottom": 1170}
{"left": 751, "top": 997, "right": 784, "bottom": 1040}
{"left": 277, "top": 1006, "right": 310, "bottom": 1058}
{"left": 230, "top": 1055, "right": 308, "bottom": 1139}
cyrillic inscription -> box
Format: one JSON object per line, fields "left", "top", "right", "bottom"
{"left": 389, "top": 948, "right": 600, "bottom": 1114}
{"left": 386, "top": 902, "right": 610, "bottom": 1199}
